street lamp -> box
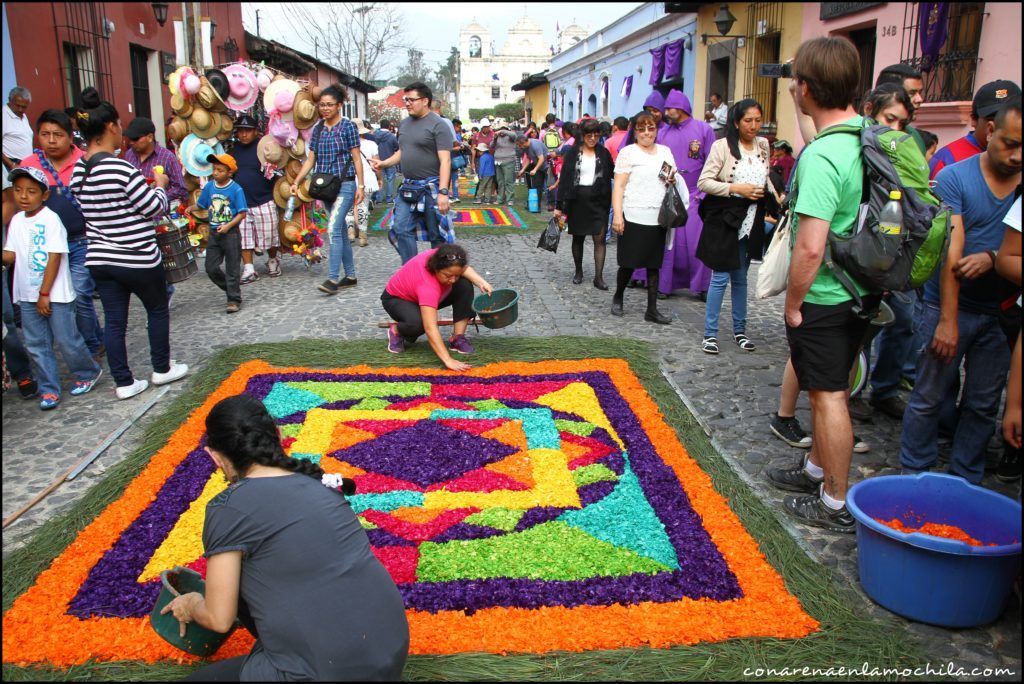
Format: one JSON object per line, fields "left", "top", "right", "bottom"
{"left": 713, "top": 4, "right": 737, "bottom": 35}
{"left": 150, "top": 2, "right": 168, "bottom": 27}
{"left": 210, "top": 19, "right": 217, "bottom": 40}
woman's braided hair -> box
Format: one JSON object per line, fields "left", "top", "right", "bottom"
{"left": 205, "top": 394, "right": 325, "bottom": 481}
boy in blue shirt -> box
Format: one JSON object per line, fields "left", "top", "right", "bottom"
{"left": 188, "top": 154, "right": 248, "bottom": 313}
{"left": 472, "top": 143, "right": 497, "bottom": 204}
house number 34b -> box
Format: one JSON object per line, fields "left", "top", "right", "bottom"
{"left": 880, "top": 25, "right": 898, "bottom": 37}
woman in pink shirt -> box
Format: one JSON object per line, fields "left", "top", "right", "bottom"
{"left": 381, "top": 244, "right": 493, "bottom": 371}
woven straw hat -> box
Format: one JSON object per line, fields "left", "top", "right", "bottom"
{"left": 188, "top": 107, "right": 222, "bottom": 139}
{"left": 295, "top": 177, "right": 313, "bottom": 203}
{"left": 283, "top": 158, "right": 303, "bottom": 182}
{"left": 279, "top": 218, "right": 303, "bottom": 247}
{"left": 292, "top": 91, "right": 318, "bottom": 129}
{"left": 288, "top": 135, "right": 306, "bottom": 160}
{"left": 188, "top": 188, "right": 209, "bottom": 221}
{"left": 257, "top": 134, "right": 287, "bottom": 167}
{"left": 167, "top": 116, "right": 189, "bottom": 143}
{"left": 167, "top": 66, "right": 193, "bottom": 96}
{"left": 273, "top": 176, "right": 293, "bottom": 209}
{"left": 196, "top": 76, "right": 227, "bottom": 112}
{"left": 170, "top": 92, "right": 194, "bottom": 118}
{"left": 215, "top": 113, "right": 234, "bottom": 142}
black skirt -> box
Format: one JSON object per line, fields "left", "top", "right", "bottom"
{"left": 617, "top": 219, "right": 666, "bottom": 269}
{"left": 566, "top": 185, "right": 608, "bottom": 236}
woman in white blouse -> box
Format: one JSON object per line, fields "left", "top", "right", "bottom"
{"left": 696, "top": 99, "right": 779, "bottom": 355}
{"left": 611, "top": 111, "right": 688, "bottom": 324}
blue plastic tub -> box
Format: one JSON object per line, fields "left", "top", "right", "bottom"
{"left": 846, "top": 473, "right": 1021, "bottom": 628}
{"left": 527, "top": 188, "right": 540, "bottom": 213}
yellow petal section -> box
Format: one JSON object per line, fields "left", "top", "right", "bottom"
{"left": 534, "top": 382, "right": 623, "bottom": 449}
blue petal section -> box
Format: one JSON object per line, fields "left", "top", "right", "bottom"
{"left": 558, "top": 453, "right": 680, "bottom": 570}
{"left": 348, "top": 491, "right": 425, "bottom": 514}
{"left": 430, "top": 408, "right": 561, "bottom": 449}
{"left": 262, "top": 383, "right": 327, "bottom": 419}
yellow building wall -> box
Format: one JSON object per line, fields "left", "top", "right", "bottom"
{"left": 693, "top": 2, "right": 804, "bottom": 148}
{"left": 522, "top": 83, "right": 551, "bottom": 124}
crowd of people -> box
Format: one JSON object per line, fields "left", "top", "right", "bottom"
{"left": 1, "top": 35, "right": 1021, "bottom": 679}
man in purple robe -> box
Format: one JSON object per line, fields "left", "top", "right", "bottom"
{"left": 651, "top": 89, "right": 715, "bottom": 298}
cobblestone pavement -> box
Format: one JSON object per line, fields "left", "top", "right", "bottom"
{"left": 2, "top": 209, "right": 1020, "bottom": 678}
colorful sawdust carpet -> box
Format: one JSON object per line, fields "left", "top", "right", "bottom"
{"left": 372, "top": 206, "right": 525, "bottom": 232}
{"left": 2, "top": 359, "right": 816, "bottom": 666}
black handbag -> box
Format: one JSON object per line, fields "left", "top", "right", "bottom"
{"left": 658, "top": 184, "right": 687, "bottom": 229}
{"left": 308, "top": 172, "right": 342, "bottom": 204}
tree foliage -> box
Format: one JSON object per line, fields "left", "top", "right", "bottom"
{"left": 435, "top": 47, "right": 459, "bottom": 101}
{"left": 468, "top": 108, "right": 494, "bottom": 122}
{"left": 390, "top": 48, "right": 437, "bottom": 90}
{"left": 282, "top": 3, "right": 405, "bottom": 83}
{"left": 493, "top": 103, "right": 525, "bottom": 122}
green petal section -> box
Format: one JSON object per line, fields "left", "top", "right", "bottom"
{"left": 358, "top": 517, "right": 378, "bottom": 530}
{"left": 351, "top": 397, "right": 392, "bottom": 410}
{"left": 559, "top": 455, "right": 680, "bottom": 571}
{"left": 286, "top": 381, "right": 431, "bottom": 401}
{"left": 262, "top": 384, "right": 327, "bottom": 419}
{"left": 468, "top": 399, "right": 508, "bottom": 411}
{"left": 278, "top": 423, "right": 304, "bottom": 438}
{"left": 417, "top": 521, "right": 670, "bottom": 582}
{"left": 463, "top": 508, "right": 526, "bottom": 532}
{"left": 555, "top": 419, "right": 596, "bottom": 437}
{"left": 572, "top": 463, "right": 619, "bottom": 487}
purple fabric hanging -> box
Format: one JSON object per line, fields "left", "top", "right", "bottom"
{"left": 621, "top": 75, "right": 633, "bottom": 100}
{"left": 664, "top": 38, "right": 684, "bottom": 80}
{"left": 577, "top": 85, "right": 583, "bottom": 110}
{"left": 648, "top": 45, "right": 667, "bottom": 86}
{"left": 918, "top": 2, "right": 949, "bottom": 73}
{"left": 602, "top": 78, "right": 609, "bottom": 99}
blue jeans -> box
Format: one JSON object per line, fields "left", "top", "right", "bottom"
{"left": 90, "top": 263, "right": 171, "bottom": 387}
{"left": 392, "top": 188, "right": 443, "bottom": 264}
{"left": 869, "top": 289, "right": 915, "bottom": 401}
{"left": 327, "top": 181, "right": 357, "bottom": 281}
{"left": 67, "top": 238, "right": 103, "bottom": 354}
{"left": 2, "top": 274, "right": 32, "bottom": 380}
{"left": 703, "top": 238, "right": 749, "bottom": 338}
{"left": 20, "top": 300, "right": 101, "bottom": 398}
{"left": 450, "top": 164, "right": 460, "bottom": 200}
{"left": 899, "top": 303, "right": 1011, "bottom": 483}
{"left": 378, "top": 167, "right": 397, "bottom": 203}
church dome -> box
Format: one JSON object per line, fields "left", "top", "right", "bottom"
{"left": 462, "top": 19, "right": 488, "bottom": 34}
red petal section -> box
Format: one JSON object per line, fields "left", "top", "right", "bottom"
{"left": 353, "top": 472, "right": 425, "bottom": 493}
{"left": 563, "top": 432, "right": 617, "bottom": 469}
{"left": 371, "top": 546, "right": 419, "bottom": 584}
{"left": 425, "top": 467, "right": 531, "bottom": 493}
{"left": 362, "top": 508, "right": 478, "bottom": 542}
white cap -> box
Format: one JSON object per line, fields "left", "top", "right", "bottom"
{"left": 479, "top": 117, "right": 491, "bottom": 127}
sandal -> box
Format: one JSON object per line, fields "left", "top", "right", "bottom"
{"left": 701, "top": 337, "right": 719, "bottom": 355}
{"left": 734, "top": 333, "right": 756, "bottom": 351}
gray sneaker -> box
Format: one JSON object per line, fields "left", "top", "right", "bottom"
{"left": 767, "top": 456, "right": 823, "bottom": 493}
{"left": 783, "top": 494, "right": 856, "bottom": 534}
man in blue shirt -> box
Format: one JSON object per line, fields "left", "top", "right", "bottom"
{"left": 900, "top": 98, "right": 1022, "bottom": 483}
{"left": 373, "top": 119, "right": 399, "bottom": 203}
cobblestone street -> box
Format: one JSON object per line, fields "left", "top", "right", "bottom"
{"left": 3, "top": 216, "right": 1020, "bottom": 677}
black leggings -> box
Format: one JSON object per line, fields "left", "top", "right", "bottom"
{"left": 381, "top": 278, "right": 475, "bottom": 339}
{"left": 571, "top": 234, "right": 607, "bottom": 279}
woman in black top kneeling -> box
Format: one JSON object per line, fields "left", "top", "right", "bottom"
{"left": 163, "top": 394, "right": 409, "bottom": 681}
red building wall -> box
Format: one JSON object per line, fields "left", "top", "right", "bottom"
{"left": 7, "top": 2, "right": 246, "bottom": 131}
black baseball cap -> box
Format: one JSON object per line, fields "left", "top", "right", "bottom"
{"left": 234, "top": 113, "right": 259, "bottom": 129}
{"left": 973, "top": 80, "right": 1021, "bottom": 119}
{"left": 124, "top": 117, "right": 156, "bottom": 140}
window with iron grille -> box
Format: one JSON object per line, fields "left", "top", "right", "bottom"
{"left": 900, "top": 2, "right": 985, "bottom": 103}
{"left": 743, "top": 2, "right": 784, "bottom": 134}
{"left": 492, "top": 86, "right": 501, "bottom": 99}
{"left": 63, "top": 42, "right": 98, "bottom": 108}
{"left": 54, "top": 3, "right": 113, "bottom": 108}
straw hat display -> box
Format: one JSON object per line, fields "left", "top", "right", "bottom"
{"left": 292, "top": 91, "right": 317, "bottom": 130}
{"left": 205, "top": 68, "right": 231, "bottom": 102}
{"left": 188, "top": 107, "right": 223, "bottom": 140}
{"left": 279, "top": 218, "right": 303, "bottom": 248}
{"left": 283, "top": 158, "right": 303, "bottom": 182}
{"left": 196, "top": 76, "right": 227, "bottom": 112}
{"left": 167, "top": 66, "right": 197, "bottom": 97}
{"left": 263, "top": 78, "right": 301, "bottom": 121}
{"left": 269, "top": 117, "right": 298, "bottom": 148}
{"left": 294, "top": 177, "right": 313, "bottom": 203}
{"left": 273, "top": 176, "right": 293, "bottom": 209}
{"left": 178, "top": 134, "right": 225, "bottom": 178}
{"left": 288, "top": 135, "right": 306, "bottom": 160}
{"left": 223, "top": 64, "right": 259, "bottom": 111}
{"left": 257, "top": 134, "right": 287, "bottom": 168}
{"left": 188, "top": 188, "right": 209, "bottom": 221}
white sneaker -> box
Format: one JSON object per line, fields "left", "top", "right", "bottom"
{"left": 152, "top": 361, "right": 189, "bottom": 386}
{"left": 115, "top": 378, "right": 149, "bottom": 400}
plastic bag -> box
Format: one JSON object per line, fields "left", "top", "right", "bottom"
{"left": 537, "top": 216, "right": 562, "bottom": 253}
{"left": 658, "top": 185, "right": 687, "bottom": 229}
{"left": 756, "top": 212, "right": 792, "bottom": 299}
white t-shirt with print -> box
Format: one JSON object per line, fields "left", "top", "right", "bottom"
{"left": 358, "top": 138, "right": 380, "bottom": 194}
{"left": 3, "top": 206, "right": 76, "bottom": 304}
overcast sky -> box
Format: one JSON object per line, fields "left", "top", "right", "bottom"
{"left": 241, "top": 2, "right": 643, "bottom": 79}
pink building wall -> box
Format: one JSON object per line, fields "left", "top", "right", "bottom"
{"left": 796, "top": 2, "right": 1021, "bottom": 151}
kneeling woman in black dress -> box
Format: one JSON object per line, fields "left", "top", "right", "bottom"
{"left": 162, "top": 394, "right": 409, "bottom": 681}
{"left": 554, "top": 117, "right": 614, "bottom": 290}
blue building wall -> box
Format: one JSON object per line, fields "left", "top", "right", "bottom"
{"left": 2, "top": 4, "right": 17, "bottom": 96}
{"left": 547, "top": 4, "right": 698, "bottom": 122}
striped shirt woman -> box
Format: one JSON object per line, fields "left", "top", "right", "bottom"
{"left": 69, "top": 155, "right": 168, "bottom": 268}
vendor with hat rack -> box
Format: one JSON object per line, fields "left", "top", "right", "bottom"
{"left": 124, "top": 117, "right": 187, "bottom": 205}
{"left": 231, "top": 114, "right": 282, "bottom": 281}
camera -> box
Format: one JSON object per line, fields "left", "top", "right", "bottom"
{"left": 758, "top": 63, "right": 792, "bottom": 79}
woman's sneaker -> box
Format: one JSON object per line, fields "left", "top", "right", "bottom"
{"left": 387, "top": 324, "right": 405, "bottom": 354}
{"left": 770, "top": 414, "right": 812, "bottom": 448}
{"left": 116, "top": 378, "right": 149, "bottom": 400}
{"left": 267, "top": 258, "right": 282, "bottom": 277}
{"left": 71, "top": 369, "right": 103, "bottom": 396}
{"left": 39, "top": 393, "right": 61, "bottom": 410}
{"left": 449, "top": 334, "right": 475, "bottom": 354}
{"left": 152, "top": 361, "right": 188, "bottom": 386}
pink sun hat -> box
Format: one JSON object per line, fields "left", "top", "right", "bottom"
{"left": 263, "top": 78, "right": 301, "bottom": 122}
{"left": 222, "top": 64, "right": 259, "bottom": 111}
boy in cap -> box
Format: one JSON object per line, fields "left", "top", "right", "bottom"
{"left": 473, "top": 143, "right": 497, "bottom": 204}
{"left": 187, "top": 154, "right": 248, "bottom": 313}
{"left": 230, "top": 114, "right": 281, "bottom": 281}
{"left": 2, "top": 167, "right": 102, "bottom": 409}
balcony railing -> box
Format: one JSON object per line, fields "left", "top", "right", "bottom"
{"left": 900, "top": 2, "right": 984, "bottom": 103}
